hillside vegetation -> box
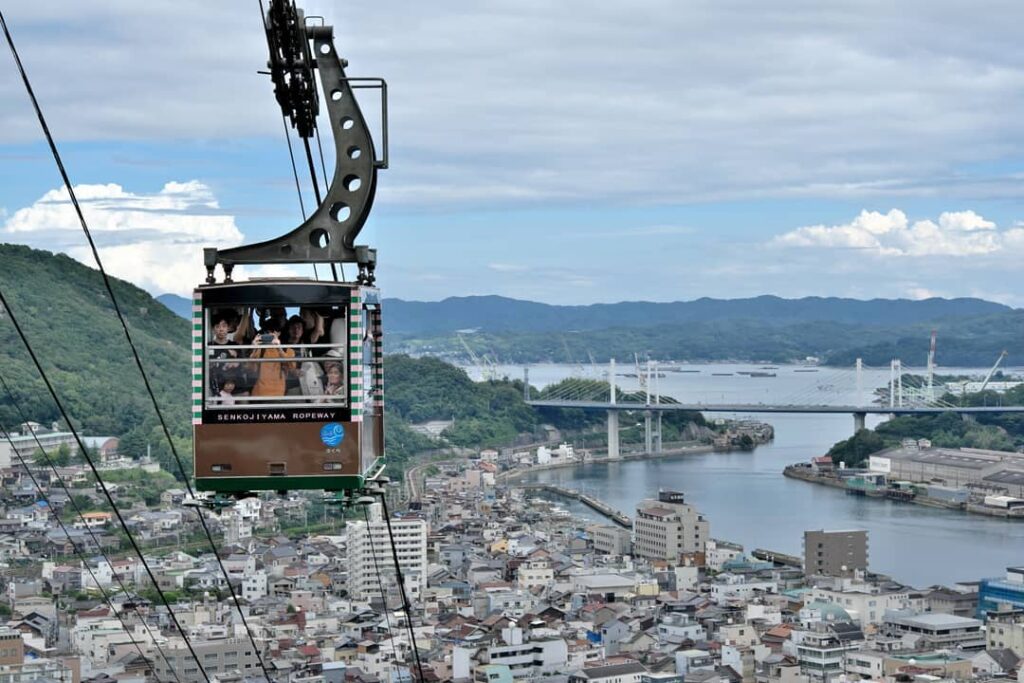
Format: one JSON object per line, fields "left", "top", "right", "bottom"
{"left": 0, "top": 248, "right": 708, "bottom": 482}
{"left": 0, "top": 244, "right": 191, "bottom": 475}
{"left": 394, "top": 314, "right": 1024, "bottom": 367}
{"left": 827, "top": 384, "right": 1024, "bottom": 468}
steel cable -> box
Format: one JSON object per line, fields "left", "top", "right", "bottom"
{"left": 0, "top": 13, "right": 273, "bottom": 678}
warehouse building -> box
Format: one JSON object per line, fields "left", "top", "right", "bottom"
{"left": 868, "top": 444, "right": 1024, "bottom": 494}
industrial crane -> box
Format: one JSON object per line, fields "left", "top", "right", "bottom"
{"left": 979, "top": 350, "right": 1009, "bottom": 393}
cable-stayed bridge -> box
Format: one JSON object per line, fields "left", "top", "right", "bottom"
{"left": 521, "top": 359, "right": 1024, "bottom": 458}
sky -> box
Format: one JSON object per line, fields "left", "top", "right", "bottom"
{"left": 2, "top": 1, "right": 1024, "bottom": 305}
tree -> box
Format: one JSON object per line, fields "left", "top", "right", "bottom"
{"left": 827, "top": 429, "right": 886, "bottom": 468}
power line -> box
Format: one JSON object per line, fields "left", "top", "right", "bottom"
{"left": 0, "top": 422, "right": 170, "bottom": 682}
{"left": 0, "top": 13, "right": 272, "bottom": 678}
{"left": 0, "top": 289, "right": 211, "bottom": 683}
{"left": 302, "top": 131, "right": 339, "bottom": 282}
{"left": 377, "top": 494, "right": 426, "bottom": 682}
{"left": 313, "top": 127, "right": 343, "bottom": 282}
{"left": 279, "top": 104, "right": 318, "bottom": 283}
{"left": 0, "top": 378, "right": 181, "bottom": 683}
{"left": 361, "top": 504, "right": 400, "bottom": 675}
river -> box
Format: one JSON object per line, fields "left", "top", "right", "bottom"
{"left": 476, "top": 362, "right": 1024, "bottom": 587}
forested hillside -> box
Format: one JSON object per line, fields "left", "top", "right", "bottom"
{"left": 383, "top": 355, "right": 708, "bottom": 465}
{"left": 0, "top": 244, "right": 191, "bottom": 474}
{"left": 828, "top": 383, "right": 1024, "bottom": 467}
{"left": 0, "top": 247, "right": 708, "bottom": 480}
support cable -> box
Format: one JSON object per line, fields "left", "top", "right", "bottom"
{"left": 361, "top": 505, "right": 400, "bottom": 673}
{"left": 302, "top": 134, "right": 340, "bottom": 281}
{"left": 0, "top": 378, "right": 180, "bottom": 683}
{"left": 0, "top": 289, "right": 211, "bottom": 683}
{"left": 313, "top": 127, "right": 344, "bottom": 282}
{"left": 259, "top": 0, "right": 316, "bottom": 284}
{"left": 0, "top": 422, "right": 171, "bottom": 683}
{"left": 376, "top": 495, "right": 426, "bottom": 682}
{"left": 0, "top": 377, "right": 181, "bottom": 683}
{"left": 0, "top": 15, "right": 273, "bottom": 678}
{"left": 279, "top": 115, "right": 318, "bottom": 281}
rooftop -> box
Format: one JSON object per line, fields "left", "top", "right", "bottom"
{"left": 887, "top": 612, "right": 982, "bottom": 630}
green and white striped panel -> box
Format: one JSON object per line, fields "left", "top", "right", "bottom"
{"left": 348, "top": 291, "right": 363, "bottom": 421}
{"left": 371, "top": 303, "right": 384, "bottom": 410}
{"left": 191, "top": 291, "right": 204, "bottom": 425}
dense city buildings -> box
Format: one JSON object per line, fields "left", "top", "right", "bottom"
{"left": 0, "top": 440, "right": 1018, "bottom": 682}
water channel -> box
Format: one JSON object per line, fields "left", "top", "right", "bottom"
{"left": 480, "top": 362, "right": 1024, "bottom": 587}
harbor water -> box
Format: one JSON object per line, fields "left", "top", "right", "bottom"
{"left": 481, "top": 362, "right": 1024, "bottom": 587}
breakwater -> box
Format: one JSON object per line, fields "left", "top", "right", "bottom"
{"left": 520, "top": 483, "right": 633, "bottom": 528}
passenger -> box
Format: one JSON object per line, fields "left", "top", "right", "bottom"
{"left": 284, "top": 314, "right": 309, "bottom": 396}
{"left": 323, "top": 364, "right": 345, "bottom": 399}
{"left": 209, "top": 312, "right": 239, "bottom": 395}
{"left": 259, "top": 306, "right": 288, "bottom": 333}
{"left": 233, "top": 307, "right": 256, "bottom": 345}
{"left": 300, "top": 307, "right": 327, "bottom": 357}
{"left": 217, "top": 374, "right": 240, "bottom": 405}
{"left": 250, "top": 318, "right": 296, "bottom": 397}
{"left": 320, "top": 349, "right": 345, "bottom": 402}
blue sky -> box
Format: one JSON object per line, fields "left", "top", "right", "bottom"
{"left": 3, "top": 1, "right": 1024, "bottom": 305}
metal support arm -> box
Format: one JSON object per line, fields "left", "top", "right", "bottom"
{"left": 206, "top": 4, "right": 384, "bottom": 284}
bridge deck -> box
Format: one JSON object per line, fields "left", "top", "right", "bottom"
{"left": 525, "top": 399, "right": 1024, "bottom": 414}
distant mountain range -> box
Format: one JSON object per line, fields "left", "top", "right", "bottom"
{"left": 155, "top": 290, "right": 1020, "bottom": 366}
{"left": 381, "top": 294, "right": 1011, "bottom": 335}
{"left": 158, "top": 292, "right": 1012, "bottom": 334}
{"left": 156, "top": 293, "right": 192, "bottom": 319}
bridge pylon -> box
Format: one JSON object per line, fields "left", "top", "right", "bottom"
{"left": 607, "top": 410, "right": 620, "bottom": 459}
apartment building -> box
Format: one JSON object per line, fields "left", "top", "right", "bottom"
{"left": 348, "top": 504, "right": 428, "bottom": 602}
{"left": 986, "top": 611, "right": 1024, "bottom": 655}
{"left": 153, "top": 637, "right": 260, "bottom": 683}
{"left": 632, "top": 491, "right": 708, "bottom": 562}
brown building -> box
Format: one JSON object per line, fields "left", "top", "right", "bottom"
{"left": 0, "top": 627, "right": 24, "bottom": 665}
{"left": 803, "top": 530, "right": 868, "bottom": 578}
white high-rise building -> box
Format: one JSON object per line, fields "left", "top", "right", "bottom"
{"left": 349, "top": 503, "right": 428, "bottom": 604}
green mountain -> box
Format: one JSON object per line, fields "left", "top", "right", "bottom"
{"left": 156, "top": 293, "right": 192, "bottom": 319}
{"left": 0, "top": 244, "right": 191, "bottom": 474}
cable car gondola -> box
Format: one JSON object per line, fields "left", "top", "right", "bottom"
{"left": 193, "top": 0, "right": 388, "bottom": 495}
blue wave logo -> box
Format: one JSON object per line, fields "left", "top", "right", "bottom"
{"left": 320, "top": 423, "right": 345, "bottom": 447}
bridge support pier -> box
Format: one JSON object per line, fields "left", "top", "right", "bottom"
{"left": 853, "top": 411, "right": 866, "bottom": 434}
{"left": 644, "top": 411, "right": 653, "bottom": 453}
{"left": 607, "top": 410, "right": 620, "bottom": 459}
{"left": 655, "top": 413, "right": 662, "bottom": 453}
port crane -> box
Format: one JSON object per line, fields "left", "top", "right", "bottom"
{"left": 979, "top": 350, "right": 1009, "bottom": 393}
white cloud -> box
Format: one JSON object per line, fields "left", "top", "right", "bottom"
{"left": 906, "top": 286, "right": 939, "bottom": 300}
{"left": 773, "top": 209, "right": 1016, "bottom": 257}
{"left": 4, "top": 1, "right": 1024, "bottom": 206}
{"left": 487, "top": 263, "right": 530, "bottom": 273}
{"left": 2, "top": 181, "right": 243, "bottom": 294}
